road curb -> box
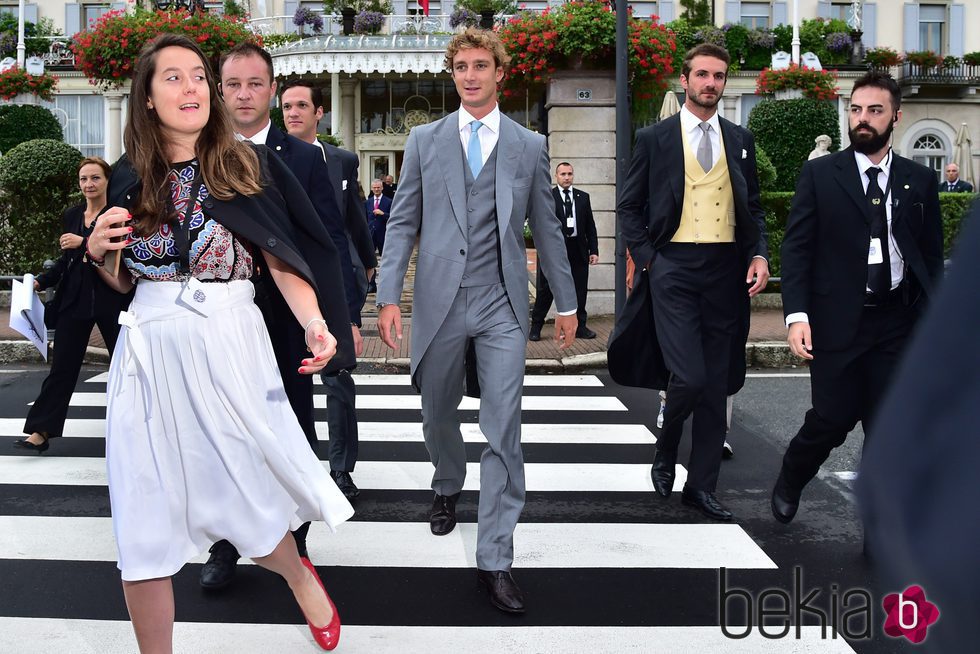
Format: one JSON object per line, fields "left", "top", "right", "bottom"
{"left": 0, "top": 341, "right": 110, "bottom": 365}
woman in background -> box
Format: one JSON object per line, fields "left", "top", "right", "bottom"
{"left": 14, "top": 157, "right": 130, "bottom": 454}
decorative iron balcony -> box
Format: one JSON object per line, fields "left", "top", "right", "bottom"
{"left": 897, "top": 61, "right": 980, "bottom": 97}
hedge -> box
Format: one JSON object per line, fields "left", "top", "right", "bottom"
{"left": 748, "top": 98, "right": 841, "bottom": 192}
{"left": 0, "top": 104, "right": 63, "bottom": 154}
{"left": 761, "top": 192, "right": 977, "bottom": 277}
{"left": 0, "top": 139, "right": 82, "bottom": 274}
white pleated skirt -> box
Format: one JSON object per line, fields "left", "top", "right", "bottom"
{"left": 106, "top": 280, "right": 354, "bottom": 582}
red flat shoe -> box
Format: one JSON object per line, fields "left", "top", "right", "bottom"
{"left": 299, "top": 557, "right": 341, "bottom": 651}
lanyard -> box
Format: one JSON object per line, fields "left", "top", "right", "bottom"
{"left": 169, "top": 176, "right": 203, "bottom": 275}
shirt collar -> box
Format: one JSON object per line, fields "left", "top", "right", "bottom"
{"left": 238, "top": 119, "right": 273, "bottom": 145}
{"left": 680, "top": 105, "right": 721, "bottom": 136}
{"left": 559, "top": 185, "right": 574, "bottom": 195}
{"left": 854, "top": 148, "right": 892, "bottom": 178}
{"left": 458, "top": 105, "right": 500, "bottom": 135}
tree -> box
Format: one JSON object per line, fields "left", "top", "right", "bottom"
{"left": 748, "top": 98, "right": 840, "bottom": 192}
{"left": 678, "top": 0, "right": 711, "bottom": 26}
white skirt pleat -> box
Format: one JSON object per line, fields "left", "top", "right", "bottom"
{"left": 106, "top": 280, "right": 354, "bottom": 582}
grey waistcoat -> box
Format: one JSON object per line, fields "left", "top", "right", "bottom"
{"left": 460, "top": 145, "right": 503, "bottom": 288}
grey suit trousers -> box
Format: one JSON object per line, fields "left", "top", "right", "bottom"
{"left": 414, "top": 283, "right": 526, "bottom": 571}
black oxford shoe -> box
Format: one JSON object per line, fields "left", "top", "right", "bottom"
{"left": 681, "top": 488, "right": 734, "bottom": 521}
{"left": 199, "top": 540, "right": 240, "bottom": 589}
{"left": 429, "top": 492, "right": 460, "bottom": 536}
{"left": 771, "top": 473, "right": 801, "bottom": 524}
{"left": 528, "top": 324, "right": 542, "bottom": 342}
{"left": 330, "top": 470, "right": 360, "bottom": 499}
{"left": 575, "top": 326, "right": 596, "bottom": 339}
{"left": 650, "top": 447, "right": 677, "bottom": 498}
{"left": 478, "top": 569, "right": 526, "bottom": 614}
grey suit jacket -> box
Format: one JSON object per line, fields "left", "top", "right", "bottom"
{"left": 377, "top": 110, "right": 576, "bottom": 375}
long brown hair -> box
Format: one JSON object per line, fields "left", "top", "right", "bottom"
{"left": 79, "top": 156, "right": 111, "bottom": 178}
{"left": 124, "top": 33, "right": 262, "bottom": 236}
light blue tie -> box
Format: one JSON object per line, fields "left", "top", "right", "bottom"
{"left": 467, "top": 120, "right": 483, "bottom": 178}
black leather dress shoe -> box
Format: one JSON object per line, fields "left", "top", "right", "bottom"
{"left": 528, "top": 324, "right": 542, "bottom": 342}
{"left": 200, "top": 540, "right": 240, "bottom": 589}
{"left": 330, "top": 470, "right": 360, "bottom": 499}
{"left": 429, "top": 492, "right": 460, "bottom": 536}
{"left": 771, "top": 473, "right": 801, "bottom": 524}
{"left": 477, "top": 569, "right": 526, "bottom": 614}
{"left": 681, "top": 488, "right": 734, "bottom": 521}
{"left": 650, "top": 447, "right": 677, "bottom": 498}
{"left": 575, "top": 326, "right": 596, "bottom": 339}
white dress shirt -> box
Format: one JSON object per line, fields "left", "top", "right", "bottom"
{"left": 679, "top": 105, "right": 721, "bottom": 170}
{"left": 559, "top": 185, "right": 577, "bottom": 236}
{"left": 785, "top": 149, "right": 904, "bottom": 327}
{"left": 458, "top": 105, "right": 500, "bottom": 167}
{"left": 236, "top": 119, "right": 273, "bottom": 145}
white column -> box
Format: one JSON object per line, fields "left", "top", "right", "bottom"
{"left": 16, "top": 0, "right": 25, "bottom": 67}
{"left": 331, "top": 73, "right": 340, "bottom": 140}
{"left": 340, "top": 78, "right": 356, "bottom": 153}
{"left": 105, "top": 91, "right": 124, "bottom": 163}
{"left": 791, "top": 0, "right": 800, "bottom": 65}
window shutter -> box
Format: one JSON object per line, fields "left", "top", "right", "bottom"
{"left": 773, "top": 2, "right": 788, "bottom": 26}
{"left": 659, "top": 1, "right": 675, "bottom": 22}
{"left": 949, "top": 4, "right": 965, "bottom": 57}
{"left": 863, "top": 3, "right": 877, "bottom": 48}
{"left": 817, "top": 0, "right": 830, "bottom": 19}
{"left": 65, "top": 4, "right": 81, "bottom": 36}
{"left": 902, "top": 3, "right": 919, "bottom": 52}
{"left": 725, "top": 1, "right": 740, "bottom": 24}
{"left": 284, "top": 1, "right": 299, "bottom": 34}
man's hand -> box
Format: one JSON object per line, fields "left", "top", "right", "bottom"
{"left": 377, "top": 304, "right": 402, "bottom": 349}
{"left": 351, "top": 324, "right": 364, "bottom": 357}
{"left": 373, "top": 208, "right": 385, "bottom": 216}
{"left": 588, "top": 254, "right": 599, "bottom": 265}
{"left": 746, "top": 257, "right": 770, "bottom": 297}
{"left": 553, "top": 314, "right": 577, "bottom": 350}
{"left": 787, "top": 322, "right": 814, "bottom": 360}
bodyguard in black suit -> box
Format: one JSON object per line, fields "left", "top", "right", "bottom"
{"left": 942, "top": 163, "right": 974, "bottom": 193}
{"left": 617, "top": 44, "right": 769, "bottom": 521}
{"left": 530, "top": 162, "right": 599, "bottom": 340}
{"left": 202, "top": 43, "right": 357, "bottom": 588}
{"left": 771, "top": 72, "right": 944, "bottom": 525}
{"left": 365, "top": 180, "right": 392, "bottom": 255}
{"left": 281, "top": 79, "right": 376, "bottom": 500}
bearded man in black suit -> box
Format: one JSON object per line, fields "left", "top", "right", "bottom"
{"left": 771, "top": 71, "right": 944, "bottom": 526}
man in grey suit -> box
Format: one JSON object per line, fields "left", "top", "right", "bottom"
{"left": 377, "top": 28, "right": 577, "bottom": 614}
{"left": 281, "top": 79, "right": 377, "bottom": 499}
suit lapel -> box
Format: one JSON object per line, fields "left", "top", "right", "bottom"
{"left": 494, "top": 115, "right": 523, "bottom": 234}
{"left": 321, "top": 141, "right": 344, "bottom": 211}
{"left": 434, "top": 114, "right": 468, "bottom": 236}
{"left": 835, "top": 148, "right": 871, "bottom": 223}
{"left": 719, "top": 118, "right": 748, "bottom": 214}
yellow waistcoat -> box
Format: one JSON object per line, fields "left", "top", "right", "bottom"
{"left": 672, "top": 124, "right": 737, "bottom": 243}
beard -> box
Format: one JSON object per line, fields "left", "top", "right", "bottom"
{"left": 688, "top": 87, "right": 721, "bottom": 110}
{"left": 849, "top": 119, "right": 894, "bottom": 154}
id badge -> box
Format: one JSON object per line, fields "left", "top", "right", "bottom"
{"left": 566, "top": 216, "right": 575, "bottom": 230}
{"left": 178, "top": 277, "right": 211, "bottom": 316}
{"left": 868, "top": 238, "right": 884, "bottom": 265}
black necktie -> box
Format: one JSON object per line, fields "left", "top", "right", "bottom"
{"left": 563, "top": 189, "right": 574, "bottom": 236}
{"left": 865, "top": 167, "right": 890, "bottom": 296}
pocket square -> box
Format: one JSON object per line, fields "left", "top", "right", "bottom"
{"left": 741, "top": 149, "right": 748, "bottom": 159}
{"left": 342, "top": 180, "right": 348, "bottom": 190}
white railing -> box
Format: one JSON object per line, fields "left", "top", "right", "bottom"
{"left": 249, "top": 13, "right": 511, "bottom": 38}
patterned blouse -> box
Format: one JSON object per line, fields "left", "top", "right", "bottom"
{"left": 123, "top": 160, "right": 254, "bottom": 282}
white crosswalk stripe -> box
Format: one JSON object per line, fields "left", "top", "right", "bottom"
{"left": 0, "top": 371, "right": 854, "bottom": 653}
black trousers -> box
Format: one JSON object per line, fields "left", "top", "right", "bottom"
{"left": 781, "top": 300, "right": 916, "bottom": 491}
{"left": 322, "top": 369, "right": 359, "bottom": 472}
{"left": 650, "top": 243, "right": 741, "bottom": 492}
{"left": 24, "top": 313, "right": 121, "bottom": 438}
{"left": 531, "top": 244, "right": 588, "bottom": 327}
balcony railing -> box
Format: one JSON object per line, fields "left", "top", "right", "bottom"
{"left": 249, "top": 13, "right": 510, "bottom": 38}
{"left": 11, "top": 37, "right": 77, "bottom": 70}
{"left": 898, "top": 61, "right": 980, "bottom": 86}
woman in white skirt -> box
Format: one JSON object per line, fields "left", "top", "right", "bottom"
{"left": 85, "top": 34, "right": 353, "bottom": 653}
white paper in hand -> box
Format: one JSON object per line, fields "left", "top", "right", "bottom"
{"left": 9, "top": 274, "right": 48, "bottom": 360}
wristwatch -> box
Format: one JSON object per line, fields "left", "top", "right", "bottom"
{"left": 376, "top": 302, "right": 397, "bottom": 309}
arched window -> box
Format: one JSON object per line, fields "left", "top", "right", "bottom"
{"left": 911, "top": 133, "right": 947, "bottom": 181}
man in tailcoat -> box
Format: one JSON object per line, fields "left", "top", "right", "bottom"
{"left": 617, "top": 44, "right": 769, "bottom": 522}
{"left": 376, "top": 28, "right": 577, "bottom": 614}
{"left": 771, "top": 71, "right": 943, "bottom": 526}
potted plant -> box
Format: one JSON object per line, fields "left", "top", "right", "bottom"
{"left": 864, "top": 46, "right": 901, "bottom": 69}
{"left": 353, "top": 10, "right": 385, "bottom": 34}
{"left": 293, "top": 6, "right": 324, "bottom": 35}
{"left": 449, "top": 8, "right": 480, "bottom": 30}
{"left": 755, "top": 64, "right": 839, "bottom": 101}
{"left": 964, "top": 52, "right": 980, "bottom": 66}
{"left": 904, "top": 50, "right": 942, "bottom": 69}
{"left": 0, "top": 67, "right": 58, "bottom": 102}
{"left": 454, "top": 0, "right": 517, "bottom": 30}
{"left": 322, "top": 0, "right": 391, "bottom": 36}
{"left": 71, "top": 7, "right": 258, "bottom": 90}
